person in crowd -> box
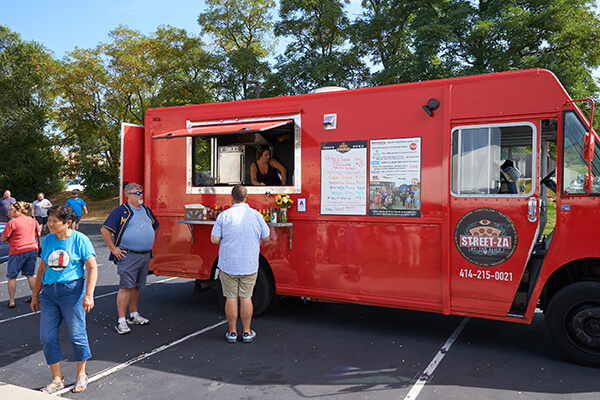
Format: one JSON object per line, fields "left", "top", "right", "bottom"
{"left": 0, "top": 190, "right": 16, "bottom": 223}
{"left": 32, "top": 192, "right": 53, "bottom": 234}
{"left": 101, "top": 183, "right": 159, "bottom": 335}
{"left": 273, "top": 132, "right": 294, "bottom": 186}
{"left": 65, "top": 190, "right": 88, "bottom": 231}
{"left": 374, "top": 189, "right": 382, "bottom": 208}
{"left": 414, "top": 187, "right": 421, "bottom": 208}
{"left": 30, "top": 205, "right": 98, "bottom": 394}
{"left": 250, "top": 145, "right": 287, "bottom": 186}
{"left": 210, "top": 185, "right": 270, "bottom": 343}
{"left": 1, "top": 201, "right": 40, "bottom": 308}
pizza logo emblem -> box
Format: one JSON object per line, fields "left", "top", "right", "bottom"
{"left": 454, "top": 208, "right": 518, "bottom": 267}
{"left": 336, "top": 143, "right": 350, "bottom": 153}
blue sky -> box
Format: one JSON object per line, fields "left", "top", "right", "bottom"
{"left": 1, "top": 0, "right": 364, "bottom": 59}
{"left": 1, "top": 0, "right": 209, "bottom": 59}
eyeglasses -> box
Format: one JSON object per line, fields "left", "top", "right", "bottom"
{"left": 128, "top": 191, "right": 144, "bottom": 196}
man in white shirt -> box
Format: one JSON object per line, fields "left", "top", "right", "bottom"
{"left": 211, "top": 185, "right": 270, "bottom": 343}
{"left": 32, "top": 192, "right": 52, "bottom": 234}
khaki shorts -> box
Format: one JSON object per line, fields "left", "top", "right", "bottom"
{"left": 219, "top": 270, "right": 258, "bottom": 298}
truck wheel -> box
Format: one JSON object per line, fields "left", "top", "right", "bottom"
{"left": 545, "top": 282, "right": 600, "bottom": 367}
{"left": 215, "top": 262, "right": 275, "bottom": 317}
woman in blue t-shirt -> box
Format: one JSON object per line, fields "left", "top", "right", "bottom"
{"left": 30, "top": 205, "right": 98, "bottom": 394}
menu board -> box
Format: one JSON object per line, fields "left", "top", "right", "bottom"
{"left": 369, "top": 137, "right": 421, "bottom": 217}
{"left": 321, "top": 141, "right": 368, "bottom": 215}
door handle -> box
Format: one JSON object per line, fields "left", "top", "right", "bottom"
{"left": 528, "top": 197, "right": 538, "bottom": 222}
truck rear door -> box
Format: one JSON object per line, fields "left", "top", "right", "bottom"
{"left": 120, "top": 123, "right": 145, "bottom": 203}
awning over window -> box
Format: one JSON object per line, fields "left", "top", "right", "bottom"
{"left": 153, "top": 119, "right": 293, "bottom": 140}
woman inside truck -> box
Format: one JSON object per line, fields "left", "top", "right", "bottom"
{"left": 250, "top": 145, "right": 287, "bottom": 186}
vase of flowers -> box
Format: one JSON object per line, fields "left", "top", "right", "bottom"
{"left": 275, "top": 193, "right": 293, "bottom": 223}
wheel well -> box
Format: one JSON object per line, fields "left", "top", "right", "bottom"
{"left": 540, "top": 258, "right": 600, "bottom": 311}
{"left": 210, "top": 254, "right": 274, "bottom": 282}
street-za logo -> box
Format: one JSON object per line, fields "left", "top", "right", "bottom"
{"left": 454, "top": 209, "right": 518, "bottom": 267}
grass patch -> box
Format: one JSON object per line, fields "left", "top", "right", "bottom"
{"left": 51, "top": 191, "right": 120, "bottom": 221}
{"left": 543, "top": 195, "right": 557, "bottom": 236}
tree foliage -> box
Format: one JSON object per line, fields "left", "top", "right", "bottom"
{"left": 0, "top": 25, "right": 63, "bottom": 201}
{"left": 198, "top": 0, "right": 276, "bottom": 100}
{"left": 266, "top": 0, "right": 369, "bottom": 96}
{"left": 352, "top": 0, "right": 600, "bottom": 97}
{"left": 54, "top": 26, "right": 216, "bottom": 199}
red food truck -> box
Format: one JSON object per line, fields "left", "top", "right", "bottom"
{"left": 121, "top": 69, "right": 600, "bottom": 366}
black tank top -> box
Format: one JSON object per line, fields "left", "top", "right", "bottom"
{"left": 254, "top": 162, "right": 281, "bottom": 185}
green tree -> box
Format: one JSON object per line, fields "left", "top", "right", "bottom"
{"left": 265, "top": 0, "right": 369, "bottom": 96}
{"left": 351, "top": 0, "right": 427, "bottom": 85}
{"left": 55, "top": 26, "right": 216, "bottom": 199}
{"left": 0, "top": 25, "right": 63, "bottom": 201}
{"left": 198, "top": 0, "right": 276, "bottom": 100}
{"left": 353, "top": 0, "right": 600, "bottom": 98}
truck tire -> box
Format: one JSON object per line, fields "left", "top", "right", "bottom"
{"left": 215, "top": 261, "right": 275, "bottom": 317}
{"left": 545, "top": 281, "right": 600, "bottom": 367}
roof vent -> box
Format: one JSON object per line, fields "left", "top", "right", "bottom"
{"left": 311, "top": 86, "right": 348, "bottom": 94}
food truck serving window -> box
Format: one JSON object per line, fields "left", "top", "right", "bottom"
{"left": 451, "top": 123, "right": 536, "bottom": 196}
{"left": 182, "top": 116, "right": 300, "bottom": 194}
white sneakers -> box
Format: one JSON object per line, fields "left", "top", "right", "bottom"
{"left": 115, "top": 320, "right": 131, "bottom": 335}
{"left": 127, "top": 314, "right": 149, "bottom": 325}
{"left": 115, "top": 313, "right": 149, "bottom": 334}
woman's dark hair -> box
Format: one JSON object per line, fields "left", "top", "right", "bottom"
{"left": 47, "top": 205, "right": 77, "bottom": 226}
{"left": 256, "top": 145, "right": 271, "bottom": 160}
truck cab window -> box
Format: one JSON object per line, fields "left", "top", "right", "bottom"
{"left": 451, "top": 123, "right": 535, "bottom": 196}
{"left": 562, "top": 111, "right": 600, "bottom": 194}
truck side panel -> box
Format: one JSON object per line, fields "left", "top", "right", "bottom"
{"left": 144, "top": 69, "right": 576, "bottom": 321}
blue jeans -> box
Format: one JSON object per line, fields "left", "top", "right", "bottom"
{"left": 40, "top": 278, "right": 91, "bottom": 364}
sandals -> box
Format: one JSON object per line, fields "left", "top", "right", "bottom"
{"left": 40, "top": 376, "right": 88, "bottom": 394}
{"left": 41, "top": 378, "right": 64, "bottom": 394}
{"left": 73, "top": 375, "right": 88, "bottom": 393}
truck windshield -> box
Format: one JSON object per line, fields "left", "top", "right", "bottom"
{"left": 562, "top": 111, "right": 600, "bottom": 194}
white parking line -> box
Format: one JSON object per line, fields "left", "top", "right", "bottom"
{"left": 0, "top": 264, "right": 107, "bottom": 285}
{"left": 0, "top": 277, "right": 179, "bottom": 324}
{"left": 403, "top": 317, "right": 470, "bottom": 400}
{"left": 0, "top": 276, "right": 30, "bottom": 285}
{"left": 52, "top": 319, "right": 227, "bottom": 396}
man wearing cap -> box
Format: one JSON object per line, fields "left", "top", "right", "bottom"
{"left": 0, "top": 190, "right": 16, "bottom": 223}
{"left": 65, "top": 190, "right": 88, "bottom": 230}
{"left": 101, "top": 183, "right": 159, "bottom": 335}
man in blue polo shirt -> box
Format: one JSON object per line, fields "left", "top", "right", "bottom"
{"left": 101, "top": 183, "right": 159, "bottom": 335}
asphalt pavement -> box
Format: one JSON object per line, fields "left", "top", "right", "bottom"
{"left": 1, "top": 221, "right": 599, "bottom": 399}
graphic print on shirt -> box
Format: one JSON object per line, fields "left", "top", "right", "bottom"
{"left": 47, "top": 249, "right": 71, "bottom": 272}
{"left": 135, "top": 213, "right": 149, "bottom": 232}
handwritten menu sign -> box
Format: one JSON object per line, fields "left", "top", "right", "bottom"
{"left": 321, "top": 141, "right": 367, "bottom": 215}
